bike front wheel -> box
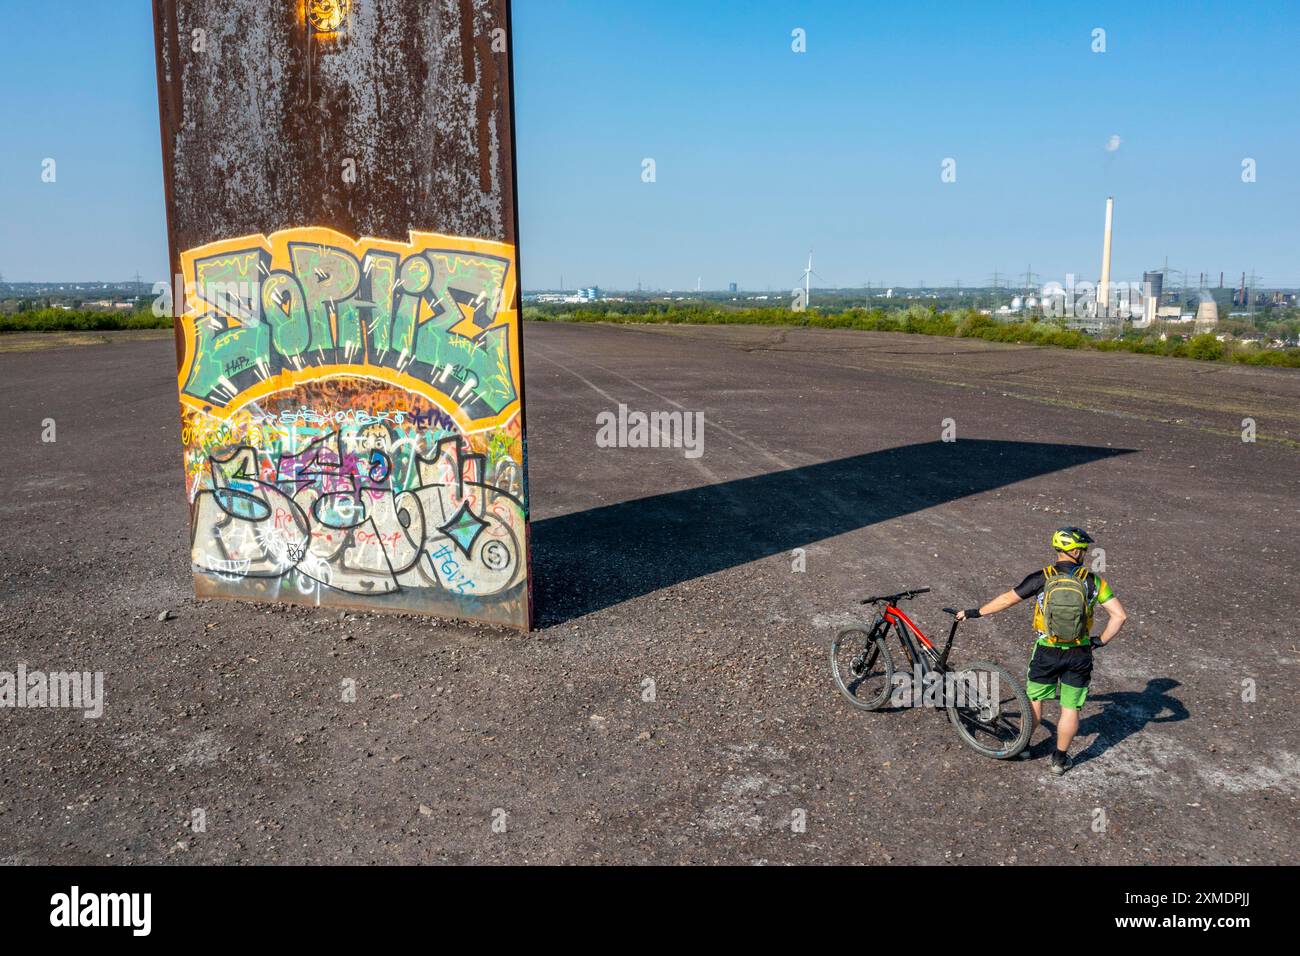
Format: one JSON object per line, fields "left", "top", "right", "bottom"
{"left": 831, "top": 627, "right": 894, "bottom": 711}
{"left": 945, "top": 661, "right": 1032, "bottom": 759}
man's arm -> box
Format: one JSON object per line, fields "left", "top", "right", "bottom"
{"left": 1093, "top": 596, "right": 1126, "bottom": 645}
{"left": 956, "top": 589, "right": 1022, "bottom": 621}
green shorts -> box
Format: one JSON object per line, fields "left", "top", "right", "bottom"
{"left": 1026, "top": 643, "right": 1092, "bottom": 710}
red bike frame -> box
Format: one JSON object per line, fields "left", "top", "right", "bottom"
{"left": 883, "top": 604, "right": 937, "bottom": 652}
{"left": 877, "top": 599, "right": 960, "bottom": 672}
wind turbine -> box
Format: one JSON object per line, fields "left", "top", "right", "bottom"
{"left": 797, "top": 250, "right": 823, "bottom": 306}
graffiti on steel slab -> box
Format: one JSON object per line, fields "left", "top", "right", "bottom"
{"left": 176, "top": 226, "right": 520, "bottom": 432}
{"left": 176, "top": 229, "right": 527, "bottom": 618}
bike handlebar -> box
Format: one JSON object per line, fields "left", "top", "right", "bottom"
{"left": 860, "top": 587, "right": 930, "bottom": 605}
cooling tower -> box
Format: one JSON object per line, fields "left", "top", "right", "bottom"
{"left": 1195, "top": 290, "right": 1219, "bottom": 330}
{"left": 1140, "top": 270, "right": 1163, "bottom": 326}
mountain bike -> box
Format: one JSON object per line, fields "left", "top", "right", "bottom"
{"left": 830, "top": 587, "right": 1033, "bottom": 759}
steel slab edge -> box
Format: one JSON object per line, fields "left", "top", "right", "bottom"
{"left": 152, "top": 0, "right": 533, "bottom": 629}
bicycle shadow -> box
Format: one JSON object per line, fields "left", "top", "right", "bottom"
{"left": 1033, "top": 677, "right": 1189, "bottom": 765}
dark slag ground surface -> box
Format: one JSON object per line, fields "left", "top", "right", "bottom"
{"left": 1, "top": 321, "right": 1298, "bottom": 864}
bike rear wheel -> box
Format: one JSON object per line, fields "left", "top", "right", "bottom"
{"left": 831, "top": 627, "right": 894, "bottom": 711}
{"left": 945, "top": 661, "right": 1032, "bottom": 759}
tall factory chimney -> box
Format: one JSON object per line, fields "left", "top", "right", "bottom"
{"left": 1098, "top": 196, "right": 1115, "bottom": 314}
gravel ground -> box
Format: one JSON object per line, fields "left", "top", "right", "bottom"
{"left": 1, "top": 321, "right": 1297, "bottom": 865}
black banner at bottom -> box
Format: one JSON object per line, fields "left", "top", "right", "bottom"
{"left": 0, "top": 865, "right": 1276, "bottom": 941}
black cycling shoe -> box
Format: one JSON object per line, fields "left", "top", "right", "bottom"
{"left": 1048, "top": 751, "right": 1073, "bottom": 776}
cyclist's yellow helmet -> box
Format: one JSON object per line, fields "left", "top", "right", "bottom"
{"left": 1051, "top": 527, "right": 1094, "bottom": 552}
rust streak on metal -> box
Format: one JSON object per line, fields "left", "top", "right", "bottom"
{"left": 457, "top": 0, "right": 478, "bottom": 85}
{"left": 152, "top": 0, "right": 186, "bottom": 370}
{"left": 474, "top": 29, "right": 497, "bottom": 193}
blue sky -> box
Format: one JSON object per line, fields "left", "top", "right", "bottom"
{"left": 1, "top": 0, "right": 1297, "bottom": 289}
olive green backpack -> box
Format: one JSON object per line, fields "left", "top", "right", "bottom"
{"left": 1039, "top": 565, "right": 1090, "bottom": 645}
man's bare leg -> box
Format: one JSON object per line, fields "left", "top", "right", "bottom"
{"left": 1018, "top": 700, "right": 1045, "bottom": 759}
{"left": 1057, "top": 706, "right": 1080, "bottom": 752}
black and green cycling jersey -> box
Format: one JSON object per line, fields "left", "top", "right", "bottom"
{"left": 1014, "top": 560, "right": 1114, "bottom": 647}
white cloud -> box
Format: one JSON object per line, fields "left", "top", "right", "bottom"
{"left": 1104, "top": 134, "right": 1122, "bottom": 152}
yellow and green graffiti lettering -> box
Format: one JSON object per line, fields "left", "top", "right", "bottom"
{"left": 176, "top": 227, "right": 520, "bottom": 434}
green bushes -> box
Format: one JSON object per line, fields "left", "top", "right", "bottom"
{"left": 902, "top": 307, "right": 957, "bottom": 337}
{"left": 1230, "top": 348, "right": 1300, "bottom": 368}
{"left": 1185, "top": 334, "right": 1225, "bottom": 361}
{"left": 0, "top": 308, "right": 172, "bottom": 333}
{"left": 17, "top": 299, "right": 1297, "bottom": 369}
{"left": 808, "top": 309, "right": 902, "bottom": 333}
{"left": 524, "top": 301, "right": 1300, "bottom": 368}
{"left": 950, "top": 315, "right": 1084, "bottom": 349}
{"left": 957, "top": 312, "right": 997, "bottom": 337}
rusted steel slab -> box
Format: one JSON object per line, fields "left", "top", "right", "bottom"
{"left": 153, "top": 0, "right": 532, "bottom": 629}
